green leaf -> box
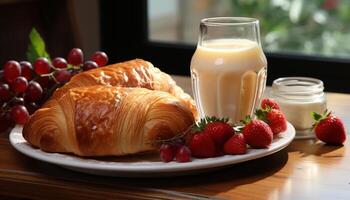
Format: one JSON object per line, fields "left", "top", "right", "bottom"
{"left": 311, "top": 112, "right": 323, "bottom": 121}
{"left": 255, "top": 109, "right": 267, "bottom": 121}
{"left": 194, "top": 116, "right": 231, "bottom": 131}
{"left": 26, "top": 28, "right": 50, "bottom": 63}
{"left": 240, "top": 115, "right": 252, "bottom": 125}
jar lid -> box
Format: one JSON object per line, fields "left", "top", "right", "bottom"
{"left": 272, "top": 77, "right": 324, "bottom": 97}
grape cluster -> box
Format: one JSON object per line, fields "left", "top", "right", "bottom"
{"left": 0, "top": 48, "right": 108, "bottom": 130}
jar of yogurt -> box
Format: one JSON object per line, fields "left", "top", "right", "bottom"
{"left": 270, "top": 77, "right": 327, "bottom": 138}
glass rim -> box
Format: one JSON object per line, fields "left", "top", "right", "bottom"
{"left": 200, "top": 17, "right": 259, "bottom": 26}
{"left": 271, "top": 77, "right": 324, "bottom": 95}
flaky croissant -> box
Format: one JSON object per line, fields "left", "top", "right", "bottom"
{"left": 23, "top": 86, "right": 194, "bottom": 156}
{"left": 48, "top": 59, "right": 197, "bottom": 118}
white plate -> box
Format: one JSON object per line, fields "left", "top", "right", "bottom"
{"left": 10, "top": 123, "right": 295, "bottom": 177}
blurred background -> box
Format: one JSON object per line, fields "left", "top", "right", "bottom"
{"left": 0, "top": 0, "right": 100, "bottom": 64}
{"left": 0, "top": 0, "right": 349, "bottom": 91}
{"left": 149, "top": 0, "right": 350, "bottom": 59}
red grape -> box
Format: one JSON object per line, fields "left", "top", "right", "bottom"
{"left": 0, "top": 83, "right": 10, "bottom": 102}
{"left": 67, "top": 48, "right": 84, "bottom": 66}
{"left": 25, "top": 81, "right": 43, "bottom": 102}
{"left": 26, "top": 102, "right": 39, "bottom": 114}
{"left": 11, "top": 105, "right": 29, "bottom": 125}
{"left": 90, "top": 51, "right": 108, "bottom": 67}
{"left": 160, "top": 144, "right": 176, "bottom": 162}
{"left": 19, "top": 61, "right": 33, "bottom": 81}
{"left": 54, "top": 70, "right": 71, "bottom": 83}
{"left": 0, "top": 70, "right": 4, "bottom": 82}
{"left": 3, "top": 60, "right": 21, "bottom": 83}
{"left": 34, "top": 57, "right": 51, "bottom": 75}
{"left": 37, "top": 76, "right": 50, "bottom": 89}
{"left": 12, "top": 76, "right": 28, "bottom": 93}
{"left": 0, "top": 111, "right": 14, "bottom": 132}
{"left": 37, "top": 76, "right": 56, "bottom": 90}
{"left": 175, "top": 145, "right": 191, "bottom": 162}
{"left": 52, "top": 57, "right": 67, "bottom": 69}
{"left": 83, "top": 61, "right": 98, "bottom": 71}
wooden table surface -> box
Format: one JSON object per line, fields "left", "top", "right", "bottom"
{"left": 1, "top": 76, "right": 350, "bottom": 200}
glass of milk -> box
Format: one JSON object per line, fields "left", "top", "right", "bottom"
{"left": 191, "top": 17, "right": 267, "bottom": 123}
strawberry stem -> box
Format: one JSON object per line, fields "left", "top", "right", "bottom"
{"left": 194, "top": 116, "right": 230, "bottom": 132}
{"left": 311, "top": 110, "right": 331, "bottom": 122}
{"left": 311, "top": 109, "right": 332, "bottom": 129}
{"left": 240, "top": 115, "right": 252, "bottom": 125}
{"left": 255, "top": 109, "right": 268, "bottom": 121}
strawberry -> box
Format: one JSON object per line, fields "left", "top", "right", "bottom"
{"left": 267, "top": 109, "right": 287, "bottom": 134}
{"left": 242, "top": 117, "right": 273, "bottom": 148}
{"left": 224, "top": 133, "right": 247, "bottom": 155}
{"left": 261, "top": 98, "right": 280, "bottom": 110}
{"left": 204, "top": 121, "right": 234, "bottom": 149}
{"left": 256, "top": 108, "right": 287, "bottom": 135}
{"left": 187, "top": 132, "right": 216, "bottom": 158}
{"left": 189, "top": 116, "right": 233, "bottom": 155}
{"left": 312, "top": 111, "right": 346, "bottom": 145}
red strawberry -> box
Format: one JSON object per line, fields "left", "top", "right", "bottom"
{"left": 312, "top": 111, "right": 346, "bottom": 145}
{"left": 187, "top": 132, "right": 216, "bottom": 158}
{"left": 261, "top": 98, "right": 280, "bottom": 110}
{"left": 242, "top": 118, "right": 273, "bottom": 148}
{"left": 224, "top": 133, "right": 247, "bottom": 155}
{"left": 267, "top": 109, "right": 287, "bottom": 134}
{"left": 256, "top": 108, "right": 287, "bottom": 135}
{"left": 204, "top": 121, "right": 234, "bottom": 149}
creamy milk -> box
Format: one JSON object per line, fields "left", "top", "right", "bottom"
{"left": 191, "top": 39, "right": 267, "bottom": 122}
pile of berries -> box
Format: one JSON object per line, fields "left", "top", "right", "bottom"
{"left": 158, "top": 98, "right": 347, "bottom": 163}
{"left": 0, "top": 48, "right": 108, "bottom": 130}
{"left": 158, "top": 98, "right": 288, "bottom": 163}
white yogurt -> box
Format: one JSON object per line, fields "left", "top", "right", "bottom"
{"left": 270, "top": 77, "right": 327, "bottom": 138}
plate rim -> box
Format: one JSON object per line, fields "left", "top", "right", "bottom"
{"left": 9, "top": 123, "right": 295, "bottom": 173}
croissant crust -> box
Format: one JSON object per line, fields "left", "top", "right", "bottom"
{"left": 23, "top": 86, "right": 195, "bottom": 156}
{"left": 48, "top": 59, "right": 198, "bottom": 119}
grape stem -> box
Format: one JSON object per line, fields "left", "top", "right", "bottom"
{"left": 41, "top": 83, "right": 60, "bottom": 103}
{"left": 1, "top": 100, "right": 11, "bottom": 113}
{"left": 150, "top": 124, "right": 195, "bottom": 145}
{"left": 40, "top": 73, "right": 52, "bottom": 77}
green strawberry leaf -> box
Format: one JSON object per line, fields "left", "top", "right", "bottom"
{"left": 311, "top": 112, "right": 323, "bottom": 121}
{"left": 323, "top": 109, "right": 331, "bottom": 117}
{"left": 311, "top": 110, "right": 332, "bottom": 129}
{"left": 255, "top": 109, "right": 268, "bottom": 121}
{"left": 240, "top": 115, "right": 252, "bottom": 125}
{"left": 26, "top": 28, "right": 50, "bottom": 63}
{"left": 194, "top": 116, "right": 231, "bottom": 132}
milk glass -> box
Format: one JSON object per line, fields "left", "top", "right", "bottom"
{"left": 190, "top": 17, "right": 267, "bottom": 122}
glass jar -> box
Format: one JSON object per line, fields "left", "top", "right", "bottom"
{"left": 190, "top": 17, "right": 267, "bottom": 123}
{"left": 270, "top": 77, "right": 327, "bottom": 138}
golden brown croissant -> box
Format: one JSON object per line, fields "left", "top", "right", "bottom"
{"left": 23, "top": 86, "right": 194, "bottom": 156}
{"left": 48, "top": 59, "right": 198, "bottom": 118}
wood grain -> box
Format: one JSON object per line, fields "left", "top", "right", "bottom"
{"left": 1, "top": 76, "right": 350, "bottom": 200}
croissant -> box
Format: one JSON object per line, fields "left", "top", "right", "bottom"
{"left": 23, "top": 86, "right": 194, "bottom": 156}
{"left": 48, "top": 59, "right": 198, "bottom": 118}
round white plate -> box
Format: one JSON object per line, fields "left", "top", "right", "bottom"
{"left": 10, "top": 123, "right": 295, "bottom": 177}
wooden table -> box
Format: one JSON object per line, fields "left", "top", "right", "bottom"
{"left": 1, "top": 76, "right": 350, "bottom": 200}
